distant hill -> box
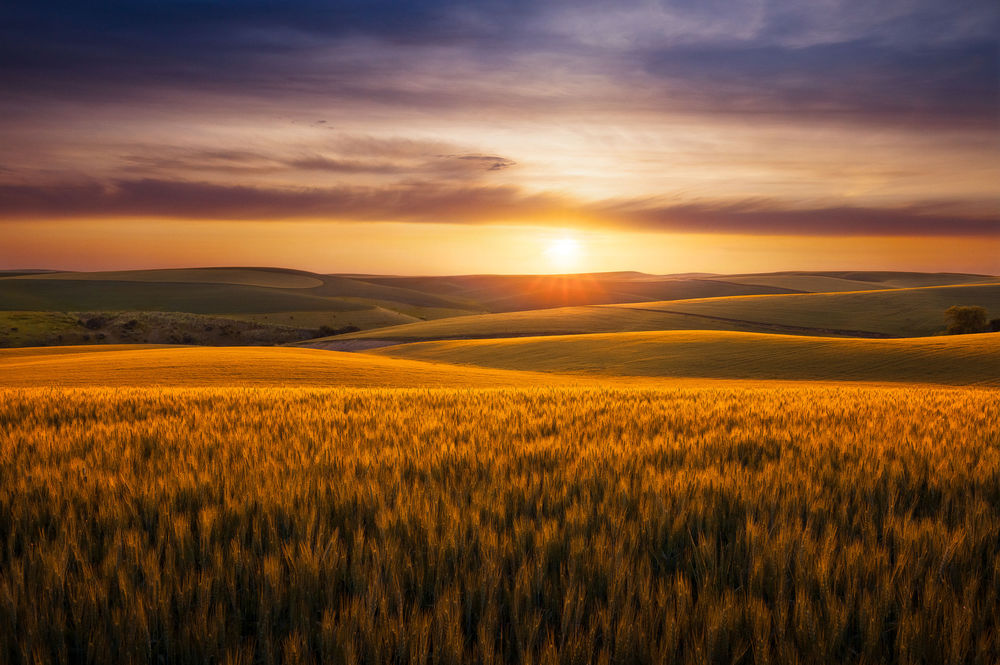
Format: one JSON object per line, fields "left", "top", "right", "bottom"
{"left": 2, "top": 267, "right": 475, "bottom": 312}
{"left": 629, "top": 282, "right": 1000, "bottom": 337}
{"left": 0, "top": 267, "right": 482, "bottom": 347}
{"left": 710, "top": 271, "right": 998, "bottom": 293}
{"left": 349, "top": 272, "right": 798, "bottom": 311}
{"left": 3, "top": 267, "right": 997, "bottom": 347}
{"left": 309, "top": 282, "right": 1000, "bottom": 345}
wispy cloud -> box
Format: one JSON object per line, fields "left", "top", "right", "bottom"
{"left": 2, "top": 178, "right": 995, "bottom": 237}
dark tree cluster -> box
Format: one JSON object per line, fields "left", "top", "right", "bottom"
{"left": 944, "top": 306, "right": 992, "bottom": 334}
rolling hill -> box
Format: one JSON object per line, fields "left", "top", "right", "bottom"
{"left": 708, "top": 270, "right": 998, "bottom": 293}
{"left": 0, "top": 267, "right": 484, "bottom": 347}
{"left": 311, "top": 282, "right": 1000, "bottom": 345}
{"left": 627, "top": 282, "right": 1000, "bottom": 337}
{"left": 0, "top": 267, "right": 475, "bottom": 313}
{"left": 3, "top": 330, "right": 997, "bottom": 387}
{"left": 372, "top": 329, "right": 1000, "bottom": 385}
{"left": 3, "top": 267, "right": 997, "bottom": 348}
{"left": 0, "top": 345, "right": 581, "bottom": 388}
{"left": 350, "top": 273, "right": 801, "bottom": 311}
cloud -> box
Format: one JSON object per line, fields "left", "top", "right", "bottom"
{"left": 283, "top": 157, "right": 409, "bottom": 174}
{"left": 1, "top": 178, "right": 995, "bottom": 237}
{"left": 114, "top": 142, "right": 520, "bottom": 179}
{"left": 2, "top": 1, "right": 995, "bottom": 130}
{"left": 451, "top": 155, "right": 517, "bottom": 171}
{"left": 642, "top": 39, "right": 998, "bottom": 128}
{"left": 597, "top": 198, "right": 1000, "bottom": 236}
{"left": 0, "top": 179, "right": 568, "bottom": 225}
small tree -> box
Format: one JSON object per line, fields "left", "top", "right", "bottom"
{"left": 944, "top": 305, "right": 987, "bottom": 334}
{"left": 990, "top": 318, "right": 1000, "bottom": 332}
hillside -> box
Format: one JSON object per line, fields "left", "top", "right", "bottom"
{"left": 372, "top": 330, "right": 1000, "bottom": 385}
{"left": 357, "top": 270, "right": 996, "bottom": 311}
{"left": 631, "top": 282, "right": 1000, "bottom": 337}
{"left": 0, "top": 267, "right": 475, "bottom": 313}
{"left": 4, "top": 268, "right": 997, "bottom": 348}
{"left": 352, "top": 273, "right": 800, "bottom": 311}
{"left": 0, "top": 267, "right": 483, "bottom": 347}
{"left": 310, "top": 282, "right": 1000, "bottom": 344}
{"left": 710, "top": 270, "right": 997, "bottom": 293}
{"left": 0, "top": 345, "right": 583, "bottom": 388}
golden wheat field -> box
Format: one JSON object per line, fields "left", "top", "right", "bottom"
{"left": 2, "top": 384, "right": 998, "bottom": 664}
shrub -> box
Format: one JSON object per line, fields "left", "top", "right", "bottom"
{"left": 317, "top": 324, "right": 361, "bottom": 338}
{"left": 944, "top": 305, "right": 987, "bottom": 334}
{"left": 80, "top": 316, "right": 107, "bottom": 330}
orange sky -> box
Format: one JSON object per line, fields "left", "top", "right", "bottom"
{"left": 3, "top": 220, "right": 998, "bottom": 275}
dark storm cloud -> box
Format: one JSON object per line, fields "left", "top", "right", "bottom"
{"left": 0, "top": 178, "right": 995, "bottom": 236}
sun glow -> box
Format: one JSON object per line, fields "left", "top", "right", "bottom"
{"left": 544, "top": 235, "right": 583, "bottom": 271}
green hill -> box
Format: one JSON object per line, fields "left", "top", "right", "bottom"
{"left": 15, "top": 267, "right": 325, "bottom": 288}
{"left": 630, "top": 283, "right": 1000, "bottom": 337}
{"left": 711, "top": 271, "right": 997, "bottom": 293}
{"left": 302, "top": 305, "right": 786, "bottom": 350}
{"left": 311, "top": 282, "right": 1000, "bottom": 345}
{"left": 5, "top": 268, "right": 998, "bottom": 348}
{"left": 351, "top": 273, "right": 799, "bottom": 311}
{"left": 0, "top": 267, "right": 483, "bottom": 346}
{"left": 372, "top": 330, "right": 1000, "bottom": 385}
{"left": 0, "top": 267, "right": 476, "bottom": 313}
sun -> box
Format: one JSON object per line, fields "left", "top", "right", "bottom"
{"left": 544, "top": 235, "right": 583, "bottom": 271}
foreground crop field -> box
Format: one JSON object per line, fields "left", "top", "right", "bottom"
{"left": 2, "top": 385, "right": 998, "bottom": 664}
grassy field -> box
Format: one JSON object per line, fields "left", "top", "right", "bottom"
{"left": 361, "top": 271, "right": 995, "bottom": 310}
{"left": 5, "top": 269, "right": 997, "bottom": 349}
{"left": 305, "top": 305, "right": 783, "bottom": 347}
{"left": 3, "top": 267, "right": 998, "bottom": 662}
{"left": 711, "top": 271, "right": 997, "bottom": 293}
{"left": 0, "top": 310, "right": 327, "bottom": 348}
{"left": 640, "top": 283, "right": 1000, "bottom": 337}
{"left": 324, "top": 282, "right": 1000, "bottom": 343}
{"left": 373, "top": 330, "right": 1000, "bottom": 385}
{"left": 4, "top": 268, "right": 475, "bottom": 311}
{"left": 0, "top": 268, "right": 489, "bottom": 346}
{"left": 5, "top": 336, "right": 998, "bottom": 387}
{"left": 358, "top": 274, "right": 798, "bottom": 311}
{"left": 14, "top": 267, "right": 326, "bottom": 289}
{"left": 1, "top": 384, "right": 997, "bottom": 664}
{"left": 0, "top": 345, "right": 582, "bottom": 388}
{"left": 0, "top": 278, "right": 368, "bottom": 314}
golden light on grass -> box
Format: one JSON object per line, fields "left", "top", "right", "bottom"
{"left": 1, "top": 384, "right": 997, "bottom": 662}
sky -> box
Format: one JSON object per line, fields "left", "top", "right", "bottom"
{"left": 1, "top": 0, "right": 998, "bottom": 275}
